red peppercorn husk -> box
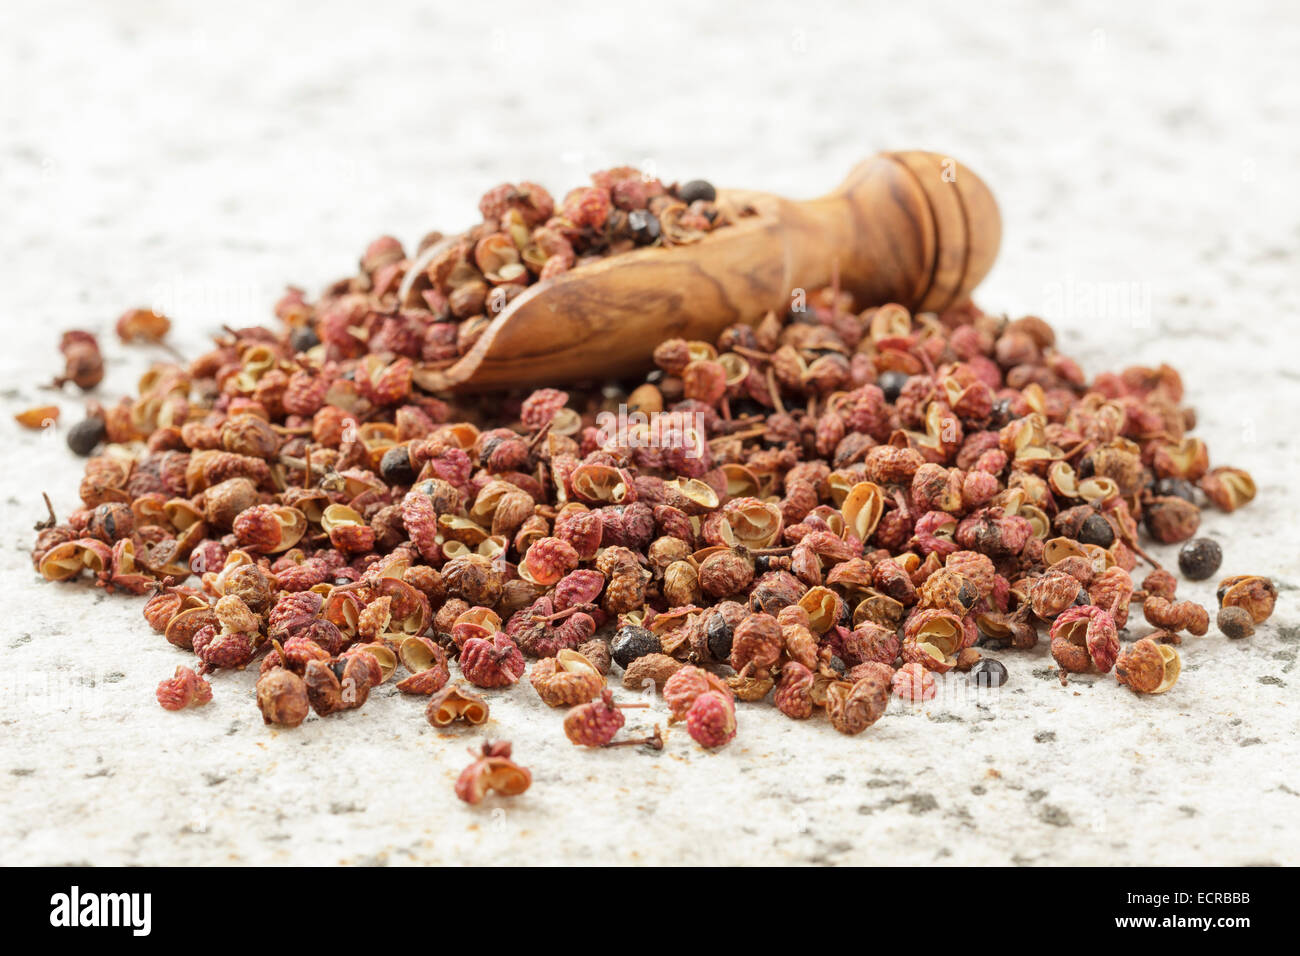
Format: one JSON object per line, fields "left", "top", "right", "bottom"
{"left": 455, "top": 741, "right": 531, "bottom": 804}
{"left": 53, "top": 330, "right": 105, "bottom": 391}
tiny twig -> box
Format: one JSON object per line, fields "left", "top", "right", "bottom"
{"left": 34, "top": 492, "right": 58, "bottom": 531}
{"left": 526, "top": 420, "right": 553, "bottom": 452}
{"left": 602, "top": 725, "right": 664, "bottom": 749}
{"left": 766, "top": 367, "right": 786, "bottom": 415}
{"left": 529, "top": 603, "right": 597, "bottom": 624}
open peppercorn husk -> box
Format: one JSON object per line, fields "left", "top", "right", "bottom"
{"left": 28, "top": 194, "right": 1266, "bottom": 740}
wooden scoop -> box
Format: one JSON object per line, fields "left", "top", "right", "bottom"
{"left": 413, "top": 150, "right": 1000, "bottom": 394}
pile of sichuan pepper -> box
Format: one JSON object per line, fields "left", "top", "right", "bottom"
{"left": 28, "top": 176, "right": 1281, "bottom": 803}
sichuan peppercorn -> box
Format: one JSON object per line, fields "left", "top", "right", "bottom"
{"left": 627, "top": 209, "right": 661, "bottom": 245}
{"left": 1216, "top": 606, "right": 1254, "bottom": 640}
{"left": 380, "top": 445, "right": 417, "bottom": 485}
{"left": 610, "top": 625, "right": 660, "bottom": 669}
{"left": 66, "top": 416, "right": 106, "bottom": 456}
{"left": 969, "top": 658, "right": 1008, "bottom": 688}
{"left": 1077, "top": 513, "right": 1115, "bottom": 549}
{"left": 877, "top": 370, "right": 908, "bottom": 402}
{"left": 1177, "top": 538, "right": 1222, "bottom": 581}
{"left": 677, "top": 179, "right": 716, "bottom": 203}
{"left": 289, "top": 325, "right": 320, "bottom": 353}
{"left": 1150, "top": 477, "right": 1198, "bottom": 502}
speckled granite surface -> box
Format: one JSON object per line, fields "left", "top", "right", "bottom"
{"left": 1, "top": 1, "right": 1297, "bottom": 865}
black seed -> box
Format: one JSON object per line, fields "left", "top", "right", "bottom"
{"left": 627, "top": 209, "right": 661, "bottom": 245}
{"left": 290, "top": 325, "right": 320, "bottom": 353}
{"left": 970, "top": 658, "right": 1008, "bottom": 688}
{"left": 66, "top": 417, "right": 106, "bottom": 457}
{"left": 827, "top": 655, "right": 846, "bottom": 675}
{"left": 330, "top": 660, "right": 347, "bottom": 681}
{"left": 1216, "top": 606, "right": 1254, "bottom": 640}
{"left": 878, "top": 370, "right": 909, "bottom": 403}
{"left": 749, "top": 586, "right": 787, "bottom": 616}
{"left": 97, "top": 505, "right": 120, "bottom": 540}
{"left": 990, "top": 398, "right": 1015, "bottom": 427}
{"left": 1077, "top": 514, "right": 1115, "bottom": 548}
{"left": 678, "top": 179, "right": 716, "bottom": 204}
{"left": 1074, "top": 590, "right": 1091, "bottom": 607}
{"left": 1076, "top": 456, "right": 1095, "bottom": 480}
{"left": 1178, "top": 538, "right": 1222, "bottom": 581}
{"left": 706, "top": 616, "right": 734, "bottom": 661}
{"left": 1151, "top": 477, "right": 1198, "bottom": 502}
{"left": 380, "top": 445, "right": 417, "bottom": 486}
{"left": 610, "top": 625, "right": 660, "bottom": 669}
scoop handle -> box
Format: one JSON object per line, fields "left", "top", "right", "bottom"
{"left": 780, "top": 150, "right": 1002, "bottom": 313}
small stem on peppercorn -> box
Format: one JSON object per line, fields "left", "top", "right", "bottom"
{"left": 530, "top": 603, "right": 596, "bottom": 623}
{"left": 602, "top": 725, "right": 664, "bottom": 749}
{"left": 34, "top": 492, "right": 58, "bottom": 531}
{"left": 712, "top": 414, "right": 764, "bottom": 434}
{"left": 1118, "top": 526, "right": 1163, "bottom": 570}
{"left": 710, "top": 427, "right": 766, "bottom": 447}
{"left": 278, "top": 454, "right": 330, "bottom": 480}
{"left": 766, "top": 367, "right": 786, "bottom": 414}
{"left": 526, "top": 420, "right": 552, "bottom": 451}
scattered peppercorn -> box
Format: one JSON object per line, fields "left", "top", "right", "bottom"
{"left": 66, "top": 416, "right": 106, "bottom": 456}
{"left": 1177, "top": 538, "right": 1222, "bottom": 581}
{"left": 1216, "top": 606, "right": 1255, "bottom": 641}
{"left": 52, "top": 330, "right": 104, "bottom": 391}
{"left": 1216, "top": 575, "right": 1277, "bottom": 624}
{"left": 1115, "top": 638, "right": 1181, "bottom": 694}
{"left": 969, "top": 658, "right": 1008, "bottom": 688}
{"left": 14, "top": 405, "right": 59, "bottom": 430}
{"left": 454, "top": 740, "right": 531, "bottom": 804}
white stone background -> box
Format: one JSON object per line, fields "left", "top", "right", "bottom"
{"left": 1, "top": 0, "right": 1297, "bottom": 865}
